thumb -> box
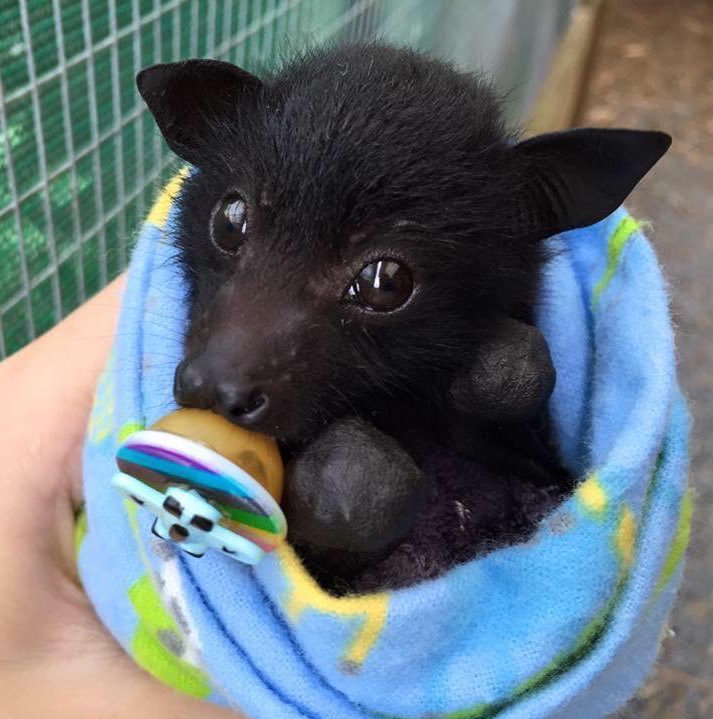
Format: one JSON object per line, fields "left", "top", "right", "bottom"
{"left": 1, "top": 648, "right": 243, "bottom": 718}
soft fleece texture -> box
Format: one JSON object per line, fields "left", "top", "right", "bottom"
{"left": 78, "top": 170, "right": 692, "bottom": 719}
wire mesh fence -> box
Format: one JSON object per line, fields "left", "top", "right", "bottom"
{"left": 0, "top": 0, "right": 575, "bottom": 359}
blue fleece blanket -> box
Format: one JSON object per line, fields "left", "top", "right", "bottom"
{"left": 78, "top": 169, "right": 691, "bottom": 719}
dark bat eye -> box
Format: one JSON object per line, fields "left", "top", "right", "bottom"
{"left": 210, "top": 193, "right": 248, "bottom": 255}
{"left": 346, "top": 259, "right": 414, "bottom": 311}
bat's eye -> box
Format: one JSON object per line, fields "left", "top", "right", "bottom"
{"left": 210, "top": 193, "right": 248, "bottom": 255}
{"left": 345, "top": 259, "right": 414, "bottom": 311}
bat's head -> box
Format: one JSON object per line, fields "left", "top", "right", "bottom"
{"left": 138, "top": 44, "right": 670, "bottom": 442}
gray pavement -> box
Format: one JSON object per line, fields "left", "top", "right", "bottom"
{"left": 578, "top": 1, "right": 713, "bottom": 715}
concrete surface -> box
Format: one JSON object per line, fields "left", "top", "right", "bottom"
{"left": 577, "top": 0, "right": 712, "bottom": 716}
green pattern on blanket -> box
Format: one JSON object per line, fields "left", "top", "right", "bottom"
{"left": 119, "top": 421, "right": 146, "bottom": 443}
{"left": 128, "top": 573, "right": 212, "bottom": 699}
{"left": 122, "top": 497, "right": 211, "bottom": 699}
{"left": 655, "top": 489, "right": 693, "bottom": 597}
{"left": 592, "top": 216, "right": 644, "bottom": 307}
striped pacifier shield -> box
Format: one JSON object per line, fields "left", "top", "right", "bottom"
{"left": 112, "top": 429, "right": 287, "bottom": 564}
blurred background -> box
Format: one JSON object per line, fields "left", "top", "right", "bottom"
{"left": 0, "top": 0, "right": 710, "bottom": 715}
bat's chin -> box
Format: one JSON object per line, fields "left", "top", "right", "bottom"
{"left": 273, "top": 417, "right": 336, "bottom": 447}
{"left": 221, "top": 403, "right": 333, "bottom": 447}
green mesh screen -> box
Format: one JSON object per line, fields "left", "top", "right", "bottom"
{"left": 0, "top": 0, "right": 575, "bottom": 358}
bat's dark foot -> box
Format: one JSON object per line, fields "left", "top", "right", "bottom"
{"left": 284, "top": 417, "right": 426, "bottom": 579}
{"left": 444, "top": 318, "right": 569, "bottom": 488}
{"left": 448, "top": 318, "right": 556, "bottom": 424}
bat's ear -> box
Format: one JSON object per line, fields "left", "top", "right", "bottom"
{"left": 507, "top": 128, "right": 671, "bottom": 240}
{"left": 137, "top": 59, "right": 263, "bottom": 166}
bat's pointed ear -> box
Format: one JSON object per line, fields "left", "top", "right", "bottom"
{"left": 136, "top": 59, "right": 263, "bottom": 166}
{"left": 506, "top": 128, "right": 671, "bottom": 240}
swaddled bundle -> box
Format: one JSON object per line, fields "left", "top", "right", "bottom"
{"left": 78, "top": 172, "right": 691, "bottom": 719}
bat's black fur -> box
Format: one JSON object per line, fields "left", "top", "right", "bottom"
{"left": 166, "top": 46, "right": 547, "bottom": 440}
{"left": 138, "top": 44, "right": 670, "bottom": 593}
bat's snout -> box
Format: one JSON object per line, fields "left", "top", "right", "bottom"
{"left": 174, "top": 357, "right": 272, "bottom": 427}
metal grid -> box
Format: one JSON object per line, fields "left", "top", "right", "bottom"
{"left": 0, "top": 0, "right": 448, "bottom": 357}
{"left": 0, "top": 0, "right": 575, "bottom": 358}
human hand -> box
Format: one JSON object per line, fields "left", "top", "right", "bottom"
{"left": 0, "top": 276, "right": 237, "bottom": 718}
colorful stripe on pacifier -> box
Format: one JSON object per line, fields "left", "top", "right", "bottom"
{"left": 115, "top": 430, "right": 286, "bottom": 554}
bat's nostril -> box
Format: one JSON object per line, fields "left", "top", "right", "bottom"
{"left": 230, "top": 392, "right": 269, "bottom": 421}
{"left": 242, "top": 392, "right": 268, "bottom": 415}
{"left": 215, "top": 383, "right": 270, "bottom": 425}
{"left": 174, "top": 359, "right": 212, "bottom": 408}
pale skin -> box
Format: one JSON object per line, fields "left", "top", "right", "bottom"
{"left": 0, "top": 276, "right": 241, "bottom": 718}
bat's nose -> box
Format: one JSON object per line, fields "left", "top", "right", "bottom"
{"left": 174, "top": 358, "right": 271, "bottom": 426}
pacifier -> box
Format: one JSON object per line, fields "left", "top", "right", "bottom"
{"left": 112, "top": 408, "right": 287, "bottom": 564}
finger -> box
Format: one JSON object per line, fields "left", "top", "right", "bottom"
{"left": 0, "top": 278, "right": 125, "bottom": 645}
{"left": 1, "top": 640, "right": 244, "bottom": 719}
{"left": 0, "top": 277, "right": 124, "bottom": 538}
{"left": 0, "top": 276, "right": 125, "bottom": 503}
